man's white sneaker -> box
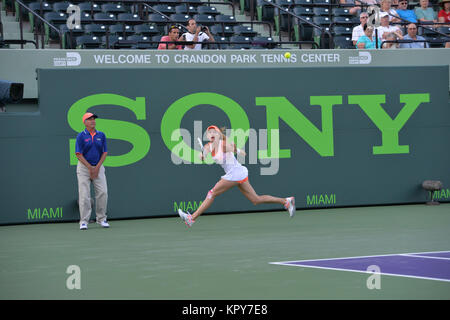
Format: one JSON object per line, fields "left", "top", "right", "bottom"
{"left": 178, "top": 209, "right": 195, "bottom": 227}
{"left": 97, "top": 220, "right": 110, "bottom": 228}
{"left": 284, "top": 197, "right": 295, "bottom": 217}
{"left": 80, "top": 223, "right": 88, "bottom": 230}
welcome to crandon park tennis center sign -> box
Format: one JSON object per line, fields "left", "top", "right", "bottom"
{"left": 0, "top": 66, "right": 449, "bottom": 224}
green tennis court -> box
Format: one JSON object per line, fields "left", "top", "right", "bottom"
{"left": 1, "top": 203, "right": 449, "bottom": 300}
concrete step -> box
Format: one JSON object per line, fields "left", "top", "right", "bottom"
{"left": 1, "top": 10, "right": 17, "bottom": 22}
{"left": 2, "top": 20, "right": 21, "bottom": 33}
{"left": 2, "top": 32, "right": 36, "bottom": 41}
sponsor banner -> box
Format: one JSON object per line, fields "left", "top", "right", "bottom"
{"left": 0, "top": 66, "right": 449, "bottom": 224}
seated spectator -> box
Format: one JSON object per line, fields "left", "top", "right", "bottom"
{"left": 377, "top": 12, "right": 403, "bottom": 39}
{"left": 415, "top": 0, "right": 437, "bottom": 24}
{"left": 396, "top": 0, "right": 418, "bottom": 23}
{"left": 158, "top": 26, "right": 183, "bottom": 50}
{"left": 356, "top": 24, "right": 381, "bottom": 49}
{"left": 438, "top": 0, "right": 450, "bottom": 25}
{"left": 339, "top": 0, "right": 379, "bottom": 16}
{"left": 380, "top": 0, "right": 400, "bottom": 22}
{"left": 352, "top": 12, "right": 369, "bottom": 46}
{"left": 399, "top": 23, "right": 429, "bottom": 48}
{"left": 382, "top": 32, "right": 401, "bottom": 48}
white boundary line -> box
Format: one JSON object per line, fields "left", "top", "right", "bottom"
{"left": 269, "top": 250, "right": 450, "bottom": 283}
{"left": 268, "top": 262, "right": 450, "bottom": 283}
{"left": 400, "top": 254, "right": 450, "bottom": 261}
{"left": 270, "top": 250, "right": 450, "bottom": 264}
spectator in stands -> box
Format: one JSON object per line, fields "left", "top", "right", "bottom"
{"left": 356, "top": 24, "right": 381, "bottom": 48}
{"left": 377, "top": 12, "right": 403, "bottom": 39}
{"left": 382, "top": 32, "right": 401, "bottom": 48}
{"left": 339, "top": 0, "right": 380, "bottom": 16}
{"left": 396, "top": 0, "right": 418, "bottom": 23}
{"left": 352, "top": 12, "right": 369, "bottom": 46}
{"left": 380, "top": 0, "right": 400, "bottom": 22}
{"left": 438, "top": 0, "right": 450, "bottom": 25}
{"left": 182, "top": 18, "right": 215, "bottom": 50}
{"left": 399, "top": 23, "right": 429, "bottom": 47}
{"left": 158, "top": 26, "right": 183, "bottom": 50}
{"left": 415, "top": 0, "right": 438, "bottom": 24}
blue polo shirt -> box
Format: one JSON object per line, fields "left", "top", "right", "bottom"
{"left": 75, "top": 129, "right": 108, "bottom": 166}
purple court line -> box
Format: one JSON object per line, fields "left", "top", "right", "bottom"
{"left": 270, "top": 251, "right": 450, "bottom": 283}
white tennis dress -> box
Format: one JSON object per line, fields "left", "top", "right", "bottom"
{"left": 211, "top": 140, "right": 248, "bottom": 182}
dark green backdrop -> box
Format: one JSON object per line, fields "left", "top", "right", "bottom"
{"left": 0, "top": 66, "right": 448, "bottom": 224}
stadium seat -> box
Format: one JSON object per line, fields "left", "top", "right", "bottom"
{"left": 437, "top": 26, "right": 450, "bottom": 35}
{"left": 170, "top": 14, "right": 192, "bottom": 24}
{"left": 53, "top": 2, "right": 71, "bottom": 12}
{"left": 252, "top": 36, "right": 276, "bottom": 49}
{"left": 109, "top": 24, "right": 134, "bottom": 36}
{"left": 102, "top": 35, "right": 134, "bottom": 49}
{"left": 77, "top": 3, "right": 102, "bottom": 14}
{"left": 230, "top": 35, "right": 252, "bottom": 49}
{"left": 293, "top": 7, "right": 314, "bottom": 17}
{"left": 332, "top": 8, "right": 353, "bottom": 17}
{"left": 215, "top": 14, "right": 237, "bottom": 26}
{"left": 313, "top": 0, "right": 331, "bottom": 4}
{"left": 313, "top": 7, "right": 331, "bottom": 16}
{"left": 194, "top": 14, "right": 216, "bottom": 26}
{"left": 147, "top": 13, "right": 170, "bottom": 34}
{"left": 210, "top": 24, "right": 235, "bottom": 37}
{"left": 333, "top": 26, "right": 352, "bottom": 36}
{"left": 181, "top": 0, "right": 203, "bottom": 7}
{"left": 134, "top": 24, "right": 160, "bottom": 37}
{"left": 117, "top": 13, "right": 142, "bottom": 22}
{"left": 333, "top": 35, "right": 353, "bottom": 49}
{"left": 79, "top": 12, "right": 93, "bottom": 24}
{"left": 152, "top": 35, "right": 163, "bottom": 48}
{"left": 127, "top": 35, "right": 154, "bottom": 49}
{"left": 233, "top": 25, "right": 258, "bottom": 37}
{"left": 175, "top": 4, "right": 198, "bottom": 15}
{"left": 293, "top": 15, "right": 314, "bottom": 41}
{"left": 84, "top": 23, "right": 108, "bottom": 36}
{"left": 256, "top": 0, "right": 275, "bottom": 22}
{"left": 93, "top": 12, "right": 117, "bottom": 22}
{"left": 313, "top": 16, "right": 331, "bottom": 27}
{"left": 294, "top": 0, "right": 313, "bottom": 4}
{"left": 59, "top": 24, "right": 84, "bottom": 49}
{"left": 197, "top": 6, "right": 220, "bottom": 16}
{"left": 152, "top": 4, "right": 176, "bottom": 15}
{"left": 213, "top": 36, "right": 231, "bottom": 49}
{"left": 76, "top": 35, "right": 102, "bottom": 49}
{"left": 101, "top": 3, "right": 127, "bottom": 14}
{"left": 333, "top": 16, "right": 359, "bottom": 25}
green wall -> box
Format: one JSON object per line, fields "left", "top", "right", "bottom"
{"left": 0, "top": 66, "right": 449, "bottom": 225}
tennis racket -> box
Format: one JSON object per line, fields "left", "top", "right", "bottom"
{"left": 197, "top": 137, "right": 204, "bottom": 152}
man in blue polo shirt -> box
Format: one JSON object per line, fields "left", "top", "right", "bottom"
{"left": 75, "top": 112, "right": 109, "bottom": 230}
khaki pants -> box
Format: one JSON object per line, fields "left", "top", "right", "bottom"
{"left": 77, "top": 162, "right": 108, "bottom": 225}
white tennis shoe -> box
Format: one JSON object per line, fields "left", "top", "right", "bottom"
{"left": 284, "top": 197, "right": 295, "bottom": 217}
{"left": 97, "top": 220, "right": 110, "bottom": 228}
{"left": 80, "top": 223, "right": 88, "bottom": 230}
{"left": 178, "top": 209, "right": 195, "bottom": 227}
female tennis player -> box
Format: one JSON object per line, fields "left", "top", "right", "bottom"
{"left": 178, "top": 125, "right": 295, "bottom": 227}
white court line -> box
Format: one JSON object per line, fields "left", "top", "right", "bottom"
{"left": 270, "top": 250, "right": 450, "bottom": 265}
{"left": 268, "top": 262, "right": 450, "bottom": 283}
{"left": 400, "top": 254, "right": 450, "bottom": 261}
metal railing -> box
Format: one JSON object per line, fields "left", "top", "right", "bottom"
{"left": 14, "top": 0, "right": 63, "bottom": 48}
{"left": 262, "top": 0, "right": 333, "bottom": 48}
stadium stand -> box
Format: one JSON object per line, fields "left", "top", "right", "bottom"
{"left": 1, "top": 0, "right": 449, "bottom": 49}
